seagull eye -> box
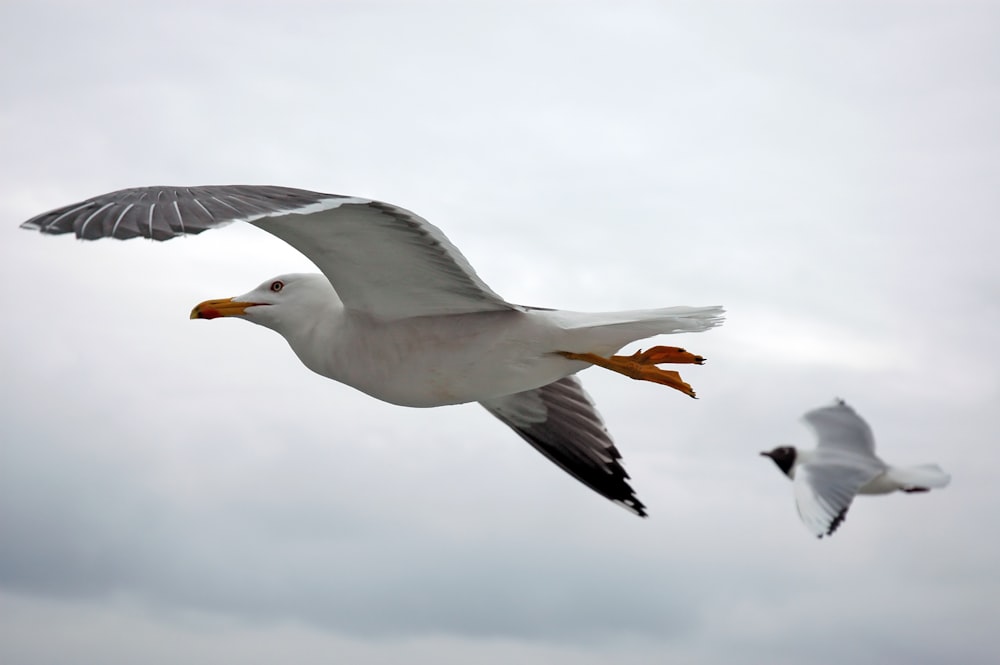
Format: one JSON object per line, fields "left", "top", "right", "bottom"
{"left": 270, "top": 280, "right": 284, "bottom": 293}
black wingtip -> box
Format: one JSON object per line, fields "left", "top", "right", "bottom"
{"left": 613, "top": 490, "right": 647, "bottom": 517}
{"left": 626, "top": 499, "right": 648, "bottom": 518}
{"left": 826, "top": 506, "right": 850, "bottom": 537}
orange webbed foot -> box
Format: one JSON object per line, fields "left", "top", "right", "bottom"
{"left": 625, "top": 345, "right": 706, "bottom": 366}
{"left": 559, "top": 346, "right": 706, "bottom": 398}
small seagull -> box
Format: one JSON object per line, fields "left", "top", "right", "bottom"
{"left": 761, "top": 399, "right": 950, "bottom": 538}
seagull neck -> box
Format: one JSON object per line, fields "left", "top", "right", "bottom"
{"left": 275, "top": 300, "right": 345, "bottom": 373}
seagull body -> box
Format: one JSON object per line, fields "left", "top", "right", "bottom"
{"left": 761, "top": 399, "right": 950, "bottom": 537}
{"left": 20, "top": 185, "right": 725, "bottom": 516}
{"left": 214, "top": 272, "right": 714, "bottom": 409}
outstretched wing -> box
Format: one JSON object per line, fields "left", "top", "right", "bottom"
{"left": 802, "top": 399, "right": 878, "bottom": 456}
{"left": 793, "top": 462, "right": 879, "bottom": 538}
{"left": 20, "top": 185, "right": 515, "bottom": 320}
{"left": 479, "top": 375, "right": 646, "bottom": 517}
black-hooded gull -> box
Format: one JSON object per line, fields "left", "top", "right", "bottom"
{"left": 761, "top": 399, "right": 951, "bottom": 537}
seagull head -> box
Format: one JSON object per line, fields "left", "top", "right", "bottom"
{"left": 189, "top": 273, "right": 338, "bottom": 334}
{"left": 760, "top": 446, "right": 798, "bottom": 478}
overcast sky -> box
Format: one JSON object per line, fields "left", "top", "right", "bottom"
{"left": 1, "top": 1, "right": 998, "bottom": 664}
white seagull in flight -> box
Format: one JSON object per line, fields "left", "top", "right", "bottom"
{"left": 761, "top": 399, "right": 951, "bottom": 537}
{"left": 20, "top": 185, "right": 725, "bottom": 516}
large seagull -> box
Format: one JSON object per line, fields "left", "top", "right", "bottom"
{"left": 20, "top": 185, "right": 724, "bottom": 516}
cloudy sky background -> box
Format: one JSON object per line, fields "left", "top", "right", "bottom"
{"left": 1, "top": 1, "right": 998, "bottom": 663}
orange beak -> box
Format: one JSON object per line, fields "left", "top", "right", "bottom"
{"left": 189, "top": 298, "right": 261, "bottom": 320}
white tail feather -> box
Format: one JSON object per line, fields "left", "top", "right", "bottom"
{"left": 554, "top": 305, "right": 725, "bottom": 356}
{"left": 556, "top": 306, "right": 725, "bottom": 330}
{"left": 888, "top": 464, "right": 951, "bottom": 490}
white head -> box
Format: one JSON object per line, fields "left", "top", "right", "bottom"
{"left": 189, "top": 273, "right": 340, "bottom": 336}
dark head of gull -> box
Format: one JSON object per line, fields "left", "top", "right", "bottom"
{"left": 760, "top": 446, "right": 797, "bottom": 478}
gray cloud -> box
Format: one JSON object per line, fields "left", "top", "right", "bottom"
{"left": 2, "top": 1, "right": 999, "bottom": 664}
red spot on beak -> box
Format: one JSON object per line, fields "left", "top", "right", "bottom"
{"left": 199, "top": 308, "right": 222, "bottom": 320}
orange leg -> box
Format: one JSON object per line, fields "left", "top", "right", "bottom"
{"left": 559, "top": 345, "right": 706, "bottom": 398}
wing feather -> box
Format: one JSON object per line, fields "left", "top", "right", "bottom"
{"left": 802, "top": 399, "right": 878, "bottom": 456}
{"left": 793, "top": 463, "right": 880, "bottom": 537}
{"left": 479, "top": 376, "right": 646, "bottom": 517}
{"left": 20, "top": 185, "right": 514, "bottom": 320}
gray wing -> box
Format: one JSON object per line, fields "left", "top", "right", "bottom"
{"left": 20, "top": 185, "right": 515, "bottom": 320}
{"left": 479, "top": 376, "right": 646, "bottom": 517}
{"left": 802, "top": 398, "right": 878, "bottom": 457}
{"left": 793, "top": 461, "right": 881, "bottom": 538}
